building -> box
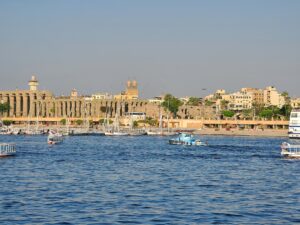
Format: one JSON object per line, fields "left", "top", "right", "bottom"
{"left": 263, "top": 86, "right": 285, "bottom": 108}
{"left": 241, "top": 88, "right": 264, "bottom": 106}
{"left": 0, "top": 76, "right": 215, "bottom": 123}
{"left": 92, "top": 93, "right": 113, "bottom": 100}
{"left": 291, "top": 98, "right": 300, "bottom": 108}
{"left": 114, "top": 80, "right": 139, "bottom": 100}
{"left": 228, "top": 91, "right": 253, "bottom": 111}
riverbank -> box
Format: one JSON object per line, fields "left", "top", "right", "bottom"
{"left": 195, "top": 128, "right": 288, "bottom": 137}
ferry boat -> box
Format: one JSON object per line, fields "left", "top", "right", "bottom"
{"left": 47, "top": 130, "right": 64, "bottom": 144}
{"left": 281, "top": 142, "right": 300, "bottom": 158}
{"left": 0, "top": 143, "right": 16, "bottom": 157}
{"left": 288, "top": 109, "right": 300, "bottom": 139}
{"left": 169, "top": 133, "right": 207, "bottom": 146}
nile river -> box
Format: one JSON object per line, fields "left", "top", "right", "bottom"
{"left": 0, "top": 135, "right": 299, "bottom": 224}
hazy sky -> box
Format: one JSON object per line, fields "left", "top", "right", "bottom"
{"left": 0, "top": 0, "right": 299, "bottom": 98}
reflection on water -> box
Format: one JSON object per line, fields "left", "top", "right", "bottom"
{"left": 0, "top": 135, "right": 299, "bottom": 224}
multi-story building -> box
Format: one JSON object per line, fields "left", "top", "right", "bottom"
{"left": 291, "top": 98, "right": 300, "bottom": 108}
{"left": 241, "top": 88, "right": 264, "bottom": 106}
{"left": 228, "top": 91, "right": 253, "bottom": 111}
{"left": 263, "top": 86, "right": 285, "bottom": 108}
{"left": 92, "top": 93, "right": 113, "bottom": 100}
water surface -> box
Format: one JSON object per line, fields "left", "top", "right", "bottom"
{"left": 0, "top": 135, "right": 299, "bottom": 224}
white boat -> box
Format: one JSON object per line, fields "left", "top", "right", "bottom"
{"left": 281, "top": 142, "right": 300, "bottom": 158}
{"left": 105, "top": 131, "right": 129, "bottom": 136}
{"left": 288, "top": 109, "right": 300, "bottom": 139}
{"left": 0, "top": 143, "right": 16, "bottom": 157}
{"left": 47, "top": 130, "right": 64, "bottom": 144}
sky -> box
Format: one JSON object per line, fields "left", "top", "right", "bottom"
{"left": 0, "top": 0, "right": 299, "bottom": 98}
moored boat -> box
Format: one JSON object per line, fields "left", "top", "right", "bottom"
{"left": 48, "top": 130, "right": 64, "bottom": 144}
{"left": 281, "top": 142, "right": 300, "bottom": 158}
{"left": 169, "top": 133, "right": 207, "bottom": 146}
{"left": 0, "top": 143, "right": 16, "bottom": 157}
{"left": 288, "top": 109, "right": 300, "bottom": 139}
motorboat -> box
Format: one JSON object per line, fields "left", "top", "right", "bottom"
{"left": 0, "top": 143, "right": 16, "bottom": 157}
{"left": 288, "top": 109, "right": 300, "bottom": 139}
{"left": 281, "top": 142, "right": 300, "bottom": 158}
{"left": 169, "top": 133, "right": 207, "bottom": 146}
{"left": 47, "top": 130, "right": 64, "bottom": 144}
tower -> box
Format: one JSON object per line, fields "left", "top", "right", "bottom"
{"left": 28, "top": 75, "right": 39, "bottom": 91}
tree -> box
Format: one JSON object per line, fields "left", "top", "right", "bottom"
{"left": 281, "top": 91, "right": 291, "bottom": 105}
{"left": 187, "top": 97, "right": 200, "bottom": 106}
{"left": 0, "top": 102, "right": 10, "bottom": 116}
{"left": 280, "top": 104, "right": 292, "bottom": 119}
{"left": 3, "top": 120, "right": 13, "bottom": 126}
{"left": 204, "top": 100, "right": 214, "bottom": 106}
{"left": 221, "top": 110, "right": 235, "bottom": 118}
{"left": 60, "top": 119, "right": 66, "bottom": 125}
{"left": 161, "top": 94, "right": 183, "bottom": 117}
{"left": 76, "top": 119, "right": 83, "bottom": 125}
{"left": 133, "top": 121, "right": 139, "bottom": 128}
{"left": 220, "top": 100, "right": 229, "bottom": 110}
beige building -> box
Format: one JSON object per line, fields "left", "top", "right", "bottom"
{"left": 228, "top": 90, "right": 253, "bottom": 111}
{"left": 241, "top": 88, "right": 264, "bottom": 106}
{"left": 114, "top": 80, "right": 139, "bottom": 100}
{"left": 291, "top": 98, "right": 300, "bottom": 108}
{"left": 0, "top": 76, "right": 215, "bottom": 124}
{"left": 263, "top": 86, "right": 285, "bottom": 108}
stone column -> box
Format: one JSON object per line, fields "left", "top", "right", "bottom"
{"left": 23, "top": 94, "right": 28, "bottom": 117}
{"left": 16, "top": 94, "right": 21, "bottom": 117}
{"left": 70, "top": 101, "right": 75, "bottom": 117}
{"left": 29, "top": 94, "right": 35, "bottom": 117}
{"left": 9, "top": 94, "right": 15, "bottom": 117}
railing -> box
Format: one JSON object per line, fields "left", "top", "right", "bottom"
{"left": 0, "top": 143, "right": 16, "bottom": 154}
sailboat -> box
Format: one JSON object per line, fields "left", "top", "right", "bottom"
{"left": 104, "top": 110, "right": 129, "bottom": 136}
{"left": 147, "top": 108, "right": 176, "bottom": 136}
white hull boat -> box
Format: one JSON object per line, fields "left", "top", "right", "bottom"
{"left": 281, "top": 142, "right": 300, "bottom": 158}
{"left": 0, "top": 143, "right": 16, "bottom": 157}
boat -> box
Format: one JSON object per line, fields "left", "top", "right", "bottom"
{"left": 47, "top": 130, "right": 64, "bottom": 144}
{"left": 0, "top": 143, "right": 16, "bottom": 157}
{"left": 281, "top": 142, "right": 300, "bottom": 158}
{"left": 169, "top": 133, "right": 207, "bottom": 146}
{"left": 288, "top": 109, "right": 300, "bottom": 139}
{"left": 105, "top": 131, "right": 129, "bottom": 136}
{"left": 104, "top": 109, "right": 129, "bottom": 136}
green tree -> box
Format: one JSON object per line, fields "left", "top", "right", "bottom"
{"left": 60, "top": 119, "right": 66, "bottom": 125}
{"left": 279, "top": 104, "right": 292, "bottom": 119}
{"left": 76, "top": 119, "right": 83, "bottom": 125}
{"left": 162, "top": 94, "right": 183, "bottom": 117}
{"left": 0, "top": 102, "right": 10, "bottom": 116}
{"left": 221, "top": 110, "right": 235, "bottom": 118}
{"left": 242, "top": 109, "right": 253, "bottom": 119}
{"left": 220, "top": 100, "right": 229, "bottom": 110}
{"left": 187, "top": 97, "right": 200, "bottom": 106}
{"left": 281, "top": 91, "right": 291, "bottom": 105}
{"left": 133, "top": 121, "right": 139, "bottom": 128}
{"left": 3, "top": 120, "right": 13, "bottom": 126}
{"left": 204, "top": 100, "right": 214, "bottom": 106}
{"left": 99, "top": 118, "right": 113, "bottom": 125}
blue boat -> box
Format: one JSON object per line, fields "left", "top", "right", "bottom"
{"left": 169, "top": 133, "right": 207, "bottom": 146}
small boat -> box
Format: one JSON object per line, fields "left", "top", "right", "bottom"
{"left": 169, "top": 133, "right": 207, "bottom": 146}
{"left": 281, "top": 142, "right": 300, "bottom": 158}
{"left": 104, "top": 131, "right": 129, "bottom": 136}
{"left": 47, "top": 130, "right": 64, "bottom": 144}
{"left": 0, "top": 143, "right": 16, "bottom": 157}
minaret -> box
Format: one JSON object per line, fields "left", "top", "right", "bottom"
{"left": 28, "top": 75, "right": 39, "bottom": 91}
